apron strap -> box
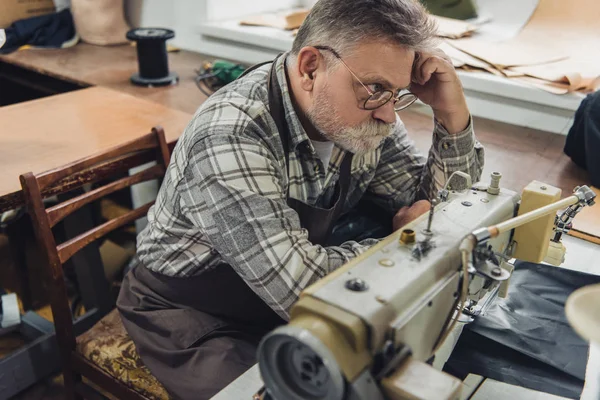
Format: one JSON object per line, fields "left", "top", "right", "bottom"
{"left": 266, "top": 54, "right": 292, "bottom": 169}
{"left": 239, "top": 54, "right": 355, "bottom": 245}
{"left": 236, "top": 54, "right": 290, "bottom": 169}
{"left": 237, "top": 59, "right": 276, "bottom": 79}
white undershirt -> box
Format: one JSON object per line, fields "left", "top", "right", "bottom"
{"left": 310, "top": 139, "right": 335, "bottom": 171}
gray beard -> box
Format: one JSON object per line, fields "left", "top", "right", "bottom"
{"left": 307, "top": 86, "right": 395, "bottom": 154}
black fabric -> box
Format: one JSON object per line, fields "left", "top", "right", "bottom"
{"left": 327, "top": 197, "right": 393, "bottom": 246}
{"left": 445, "top": 261, "right": 600, "bottom": 399}
{"left": 0, "top": 9, "right": 75, "bottom": 54}
{"left": 266, "top": 54, "right": 355, "bottom": 246}
{"left": 564, "top": 91, "right": 600, "bottom": 188}
{"left": 287, "top": 154, "right": 354, "bottom": 244}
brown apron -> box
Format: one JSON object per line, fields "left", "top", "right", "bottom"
{"left": 117, "top": 55, "right": 353, "bottom": 400}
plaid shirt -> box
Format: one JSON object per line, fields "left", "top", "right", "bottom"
{"left": 137, "top": 54, "right": 484, "bottom": 319}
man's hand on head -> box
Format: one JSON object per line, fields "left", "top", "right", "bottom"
{"left": 409, "top": 49, "right": 470, "bottom": 134}
{"left": 393, "top": 200, "right": 431, "bottom": 231}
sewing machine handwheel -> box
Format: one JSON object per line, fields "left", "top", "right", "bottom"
{"left": 258, "top": 325, "right": 345, "bottom": 400}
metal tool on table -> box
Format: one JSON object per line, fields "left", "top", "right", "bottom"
{"left": 195, "top": 60, "right": 247, "bottom": 96}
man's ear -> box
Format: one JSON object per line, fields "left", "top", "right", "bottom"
{"left": 296, "top": 46, "right": 321, "bottom": 91}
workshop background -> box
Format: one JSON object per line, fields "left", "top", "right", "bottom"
{"left": 1, "top": 0, "right": 599, "bottom": 399}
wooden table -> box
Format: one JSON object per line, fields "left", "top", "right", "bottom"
{"left": 0, "top": 86, "right": 191, "bottom": 212}
{"left": 0, "top": 43, "right": 210, "bottom": 114}
{"left": 0, "top": 71, "right": 191, "bottom": 398}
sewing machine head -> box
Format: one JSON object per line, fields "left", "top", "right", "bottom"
{"left": 256, "top": 174, "right": 596, "bottom": 400}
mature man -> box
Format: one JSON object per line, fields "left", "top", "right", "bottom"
{"left": 117, "top": 0, "right": 484, "bottom": 398}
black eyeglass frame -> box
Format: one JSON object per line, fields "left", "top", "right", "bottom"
{"left": 312, "top": 45, "right": 418, "bottom": 111}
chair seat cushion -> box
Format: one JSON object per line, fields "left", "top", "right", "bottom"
{"left": 76, "top": 309, "right": 170, "bottom": 400}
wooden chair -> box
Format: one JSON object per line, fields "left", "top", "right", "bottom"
{"left": 20, "top": 127, "right": 172, "bottom": 400}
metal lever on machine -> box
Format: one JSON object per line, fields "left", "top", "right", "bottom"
{"left": 464, "top": 185, "right": 596, "bottom": 281}
{"left": 471, "top": 185, "right": 596, "bottom": 245}
{"left": 552, "top": 186, "right": 596, "bottom": 242}
{"left": 434, "top": 186, "right": 598, "bottom": 352}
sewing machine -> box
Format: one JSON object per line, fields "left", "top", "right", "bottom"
{"left": 217, "top": 173, "right": 596, "bottom": 400}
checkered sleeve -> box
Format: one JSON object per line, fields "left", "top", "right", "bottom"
{"left": 368, "top": 116, "right": 484, "bottom": 213}
{"left": 177, "top": 128, "right": 374, "bottom": 319}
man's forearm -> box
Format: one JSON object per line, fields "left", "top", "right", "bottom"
{"left": 429, "top": 116, "right": 485, "bottom": 192}
{"left": 433, "top": 106, "right": 470, "bottom": 135}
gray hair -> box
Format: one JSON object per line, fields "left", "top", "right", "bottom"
{"left": 291, "top": 0, "right": 437, "bottom": 61}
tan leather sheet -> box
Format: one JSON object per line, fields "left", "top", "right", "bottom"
{"left": 449, "top": 0, "right": 600, "bottom": 93}
{"left": 237, "top": 1, "right": 599, "bottom": 93}
{"left": 240, "top": 9, "right": 309, "bottom": 30}
{"left": 449, "top": 39, "right": 569, "bottom": 69}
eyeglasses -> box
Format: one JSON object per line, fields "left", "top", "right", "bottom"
{"left": 313, "top": 45, "right": 417, "bottom": 112}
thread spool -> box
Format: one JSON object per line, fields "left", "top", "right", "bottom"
{"left": 126, "top": 27, "right": 178, "bottom": 87}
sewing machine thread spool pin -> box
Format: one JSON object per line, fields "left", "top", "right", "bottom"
{"left": 488, "top": 172, "right": 502, "bottom": 195}
{"left": 399, "top": 229, "right": 416, "bottom": 245}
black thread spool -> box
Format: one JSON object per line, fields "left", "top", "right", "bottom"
{"left": 126, "top": 28, "right": 178, "bottom": 87}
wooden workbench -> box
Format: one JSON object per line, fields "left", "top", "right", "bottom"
{"left": 0, "top": 43, "right": 210, "bottom": 114}
{"left": 0, "top": 86, "right": 191, "bottom": 212}
{"left": 0, "top": 43, "right": 591, "bottom": 196}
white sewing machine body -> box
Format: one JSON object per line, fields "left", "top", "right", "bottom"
{"left": 303, "top": 187, "right": 518, "bottom": 358}
{"left": 225, "top": 176, "right": 595, "bottom": 400}
{"left": 257, "top": 181, "right": 521, "bottom": 400}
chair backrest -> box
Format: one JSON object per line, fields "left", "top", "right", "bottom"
{"left": 19, "top": 126, "right": 171, "bottom": 355}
